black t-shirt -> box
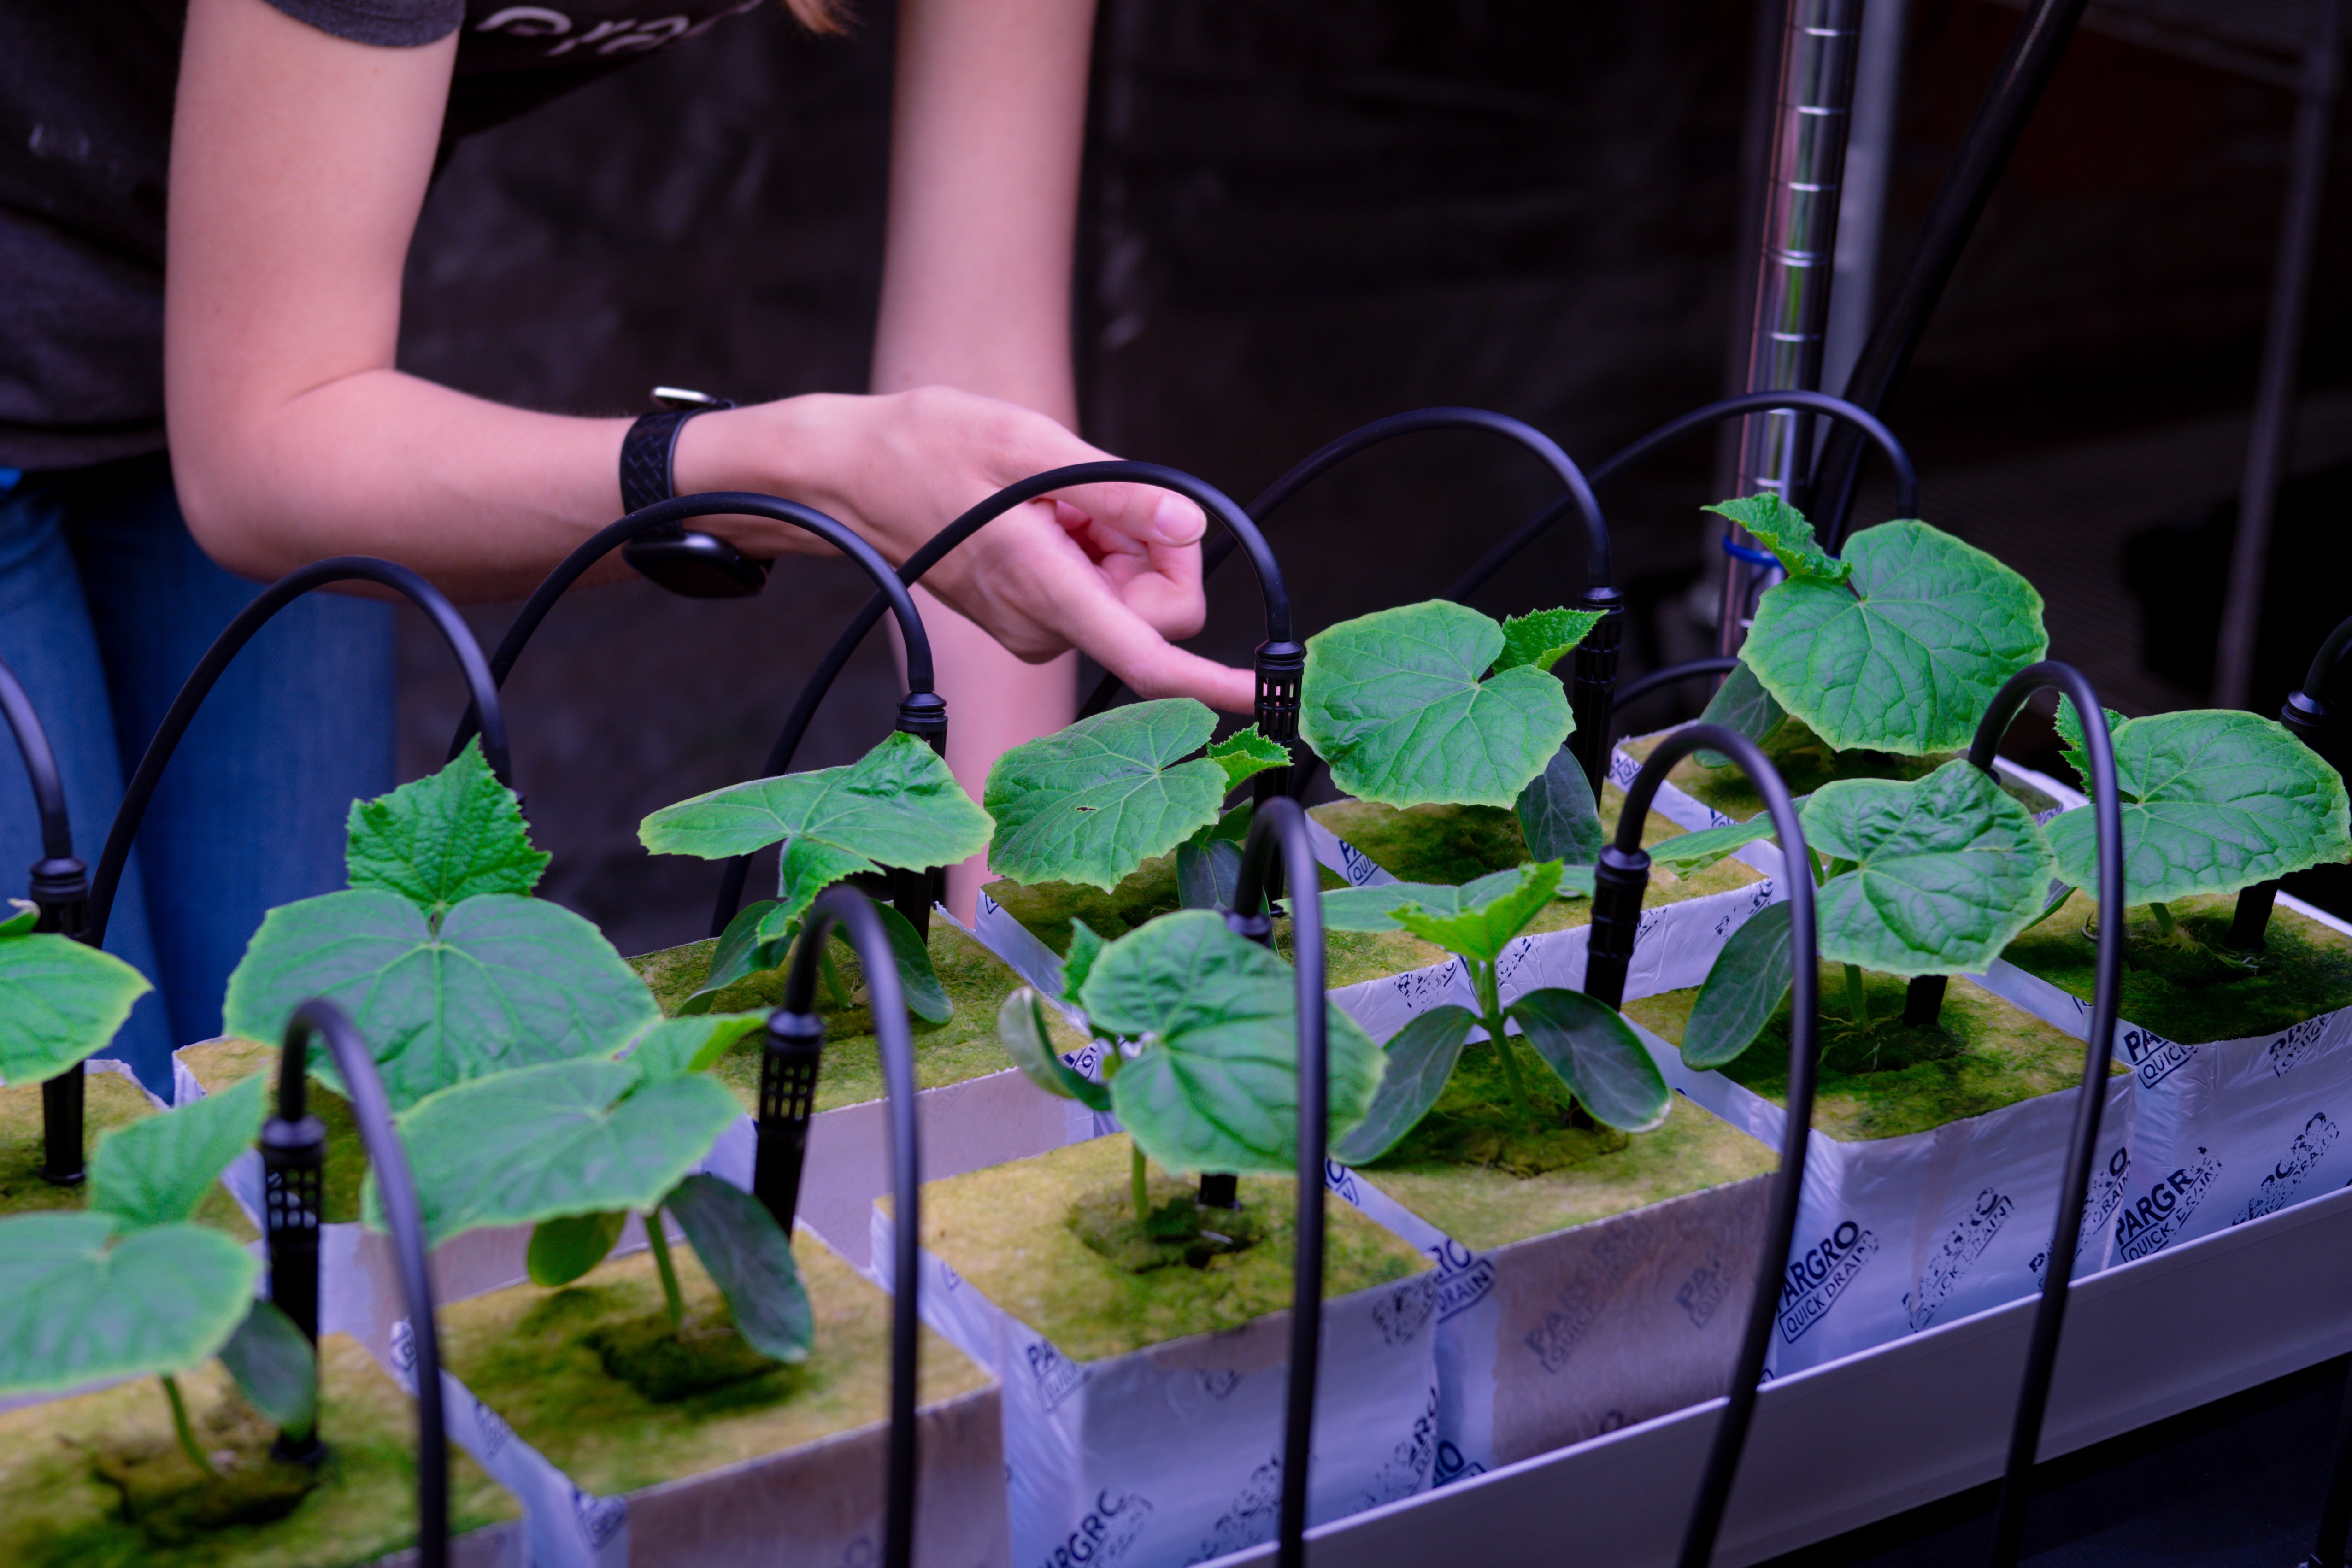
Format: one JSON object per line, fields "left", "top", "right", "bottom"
{"left": 0, "top": 0, "right": 766, "bottom": 471}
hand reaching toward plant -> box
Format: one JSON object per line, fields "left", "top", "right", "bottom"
{"left": 674, "top": 388, "right": 1254, "bottom": 711}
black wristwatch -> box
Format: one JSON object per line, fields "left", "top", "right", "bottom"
{"left": 619, "top": 387, "right": 772, "bottom": 599}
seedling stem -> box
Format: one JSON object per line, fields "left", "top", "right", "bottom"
{"left": 161, "top": 1374, "right": 215, "bottom": 1475}
{"left": 1845, "top": 963, "right": 1869, "bottom": 1029}
{"left": 2150, "top": 901, "right": 2178, "bottom": 940}
{"left": 644, "top": 1207, "right": 685, "bottom": 1329}
{"left": 1131, "top": 1143, "right": 1150, "bottom": 1226}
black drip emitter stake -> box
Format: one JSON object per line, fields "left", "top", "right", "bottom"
{"left": 275, "top": 999, "right": 451, "bottom": 1568}
{"left": 260, "top": 1031, "right": 326, "bottom": 1463}
{"left": 888, "top": 690, "right": 951, "bottom": 939}
{"left": 2230, "top": 611, "right": 2351, "bottom": 951}
{"left": 1197, "top": 811, "right": 1291, "bottom": 1215}
{"left": 1567, "top": 585, "right": 1626, "bottom": 796}
{"left": 3, "top": 654, "right": 96, "bottom": 1186}
{"left": 752, "top": 1008, "right": 825, "bottom": 1234}
{"left": 1600, "top": 726, "right": 1819, "bottom": 1568}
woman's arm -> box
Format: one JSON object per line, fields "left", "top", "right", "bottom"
{"left": 867, "top": 0, "right": 1131, "bottom": 918}
{"left": 165, "top": 0, "right": 1248, "bottom": 707}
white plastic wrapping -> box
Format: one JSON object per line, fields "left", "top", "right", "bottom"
{"left": 872, "top": 1206, "right": 1439, "bottom": 1568}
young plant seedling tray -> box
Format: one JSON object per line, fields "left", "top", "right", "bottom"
{"left": 0, "top": 1334, "right": 517, "bottom": 1568}
{"left": 434, "top": 1226, "right": 1005, "bottom": 1568}
{"left": 631, "top": 912, "right": 1107, "bottom": 1269}
{"left": 872, "top": 1133, "right": 1437, "bottom": 1568}
{"left": 1626, "top": 964, "right": 2127, "bottom": 1375}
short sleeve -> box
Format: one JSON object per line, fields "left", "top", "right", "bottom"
{"left": 260, "top": 0, "right": 465, "bottom": 48}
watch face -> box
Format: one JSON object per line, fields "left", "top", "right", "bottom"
{"left": 623, "top": 532, "right": 770, "bottom": 599}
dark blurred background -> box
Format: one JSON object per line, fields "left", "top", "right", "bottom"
{"left": 394, "top": 0, "right": 2352, "bottom": 960}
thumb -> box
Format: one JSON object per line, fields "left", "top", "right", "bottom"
{"left": 1047, "top": 481, "right": 1209, "bottom": 549}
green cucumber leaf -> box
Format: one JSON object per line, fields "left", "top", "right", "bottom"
{"left": 1304, "top": 863, "right": 1585, "bottom": 935}
{"left": 1300, "top": 600, "right": 1573, "bottom": 809}
{"left": 1649, "top": 812, "right": 1792, "bottom": 875}
{"left": 1802, "top": 759, "right": 2057, "bottom": 976}
{"left": 1506, "top": 988, "right": 1670, "bottom": 1132}
{"left": 218, "top": 1299, "right": 318, "bottom": 1435}
{"left": 663, "top": 1173, "right": 813, "bottom": 1365}
{"left": 983, "top": 699, "right": 1233, "bottom": 891}
{"left": 1744, "top": 519, "right": 2047, "bottom": 755}
{"left": 640, "top": 734, "right": 991, "bottom": 898}
{"left": 1058, "top": 917, "right": 1109, "bottom": 1003}
{"left": 1696, "top": 659, "right": 1788, "bottom": 767}
{"left": 685, "top": 899, "right": 787, "bottom": 1014}
{"left": 0, "top": 905, "right": 35, "bottom": 937}
{"left": 2053, "top": 696, "right": 2128, "bottom": 788}
{"left": 1495, "top": 607, "right": 1605, "bottom": 675}
{"left": 2045, "top": 709, "right": 2352, "bottom": 905}
{"left": 1205, "top": 726, "right": 1291, "bottom": 793}
{"left": 1516, "top": 746, "right": 1604, "bottom": 866}
{"left": 1176, "top": 836, "right": 1245, "bottom": 910}
{"left": 1080, "top": 911, "right": 1383, "bottom": 1175}
{"left": 345, "top": 739, "right": 549, "bottom": 920}
{"left": 1392, "top": 861, "right": 1564, "bottom": 966}
{"left": 995, "top": 988, "right": 1111, "bottom": 1112}
{"left": 833, "top": 900, "right": 953, "bottom": 1025}
{"left": 624, "top": 1013, "right": 769, "bottom": 1082}
{"left": 1703, "top": 493, "right": 1850, "bottom": 584}
{"left": 0, "top": 928, "right": 152, "bottom": 1088}
{"left": 89, "top": 1074, "right": 264, "bottom": 1232}
{"left": 1681, "top": 902, "right": 1794, "bottom": 1070}
{"left": 0, "top": 1213, "right": 259, "bottom": 1396}
{"left": 774, "top": 839, "right": 881, "bottom": 932}
{"left": 527, "top": 1210, "right": 629, "bottom": 1288}
{"left": 384, "top": 1057, "right": 740, "bottom": 1246}
{"left": 1330, "top": 1005, "right": 1476, "bottom": 1166}
{"left": 224, "top": 889, "right": 660, "bottom": 1112}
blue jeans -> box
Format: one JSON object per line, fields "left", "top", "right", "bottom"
{"left": 0, "top": 455, "right": 394, "bottom": 1089}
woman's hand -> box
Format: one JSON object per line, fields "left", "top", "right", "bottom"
{"left": 676, "top": 387, "right": 1254, "bottom": 711}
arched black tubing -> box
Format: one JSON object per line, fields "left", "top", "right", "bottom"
{"left": 1591, "top": 728, "right": 1815, "bottom": 1568}
{"left": 2299, "top": 612, "right": 2352, "bottom": 706}
{"left": 1226, "top": 797, "right": 1330, "bottom": 1568}
{"left": 783, "top": 887, "right": 922, "bottom": 1568}
{"left": 0, "top": 657, "right": 72, "bottom": 864}
{"left": 85, "top": 559, "right": 510, "bottom": 951}
{"left": 1609, "top": 657, "right": 1745, "bottom": 727}
{"left": 282, "top": 998, "right": 448, "bottom": 1568}
{"left": 1983, "top": 665, "right": 2130, "bottom": 1568}
{"left": 1079, "top": 407, "right": 1611, "bottom": 724}
{"left": 447, "top": 493, "right": 935, "bottom": 760}
{"left": 1448, "top": 390, "right": 1917, "bottom": 607}
{"left": 710, "top": 461, "right": 1295, "bottom": 935}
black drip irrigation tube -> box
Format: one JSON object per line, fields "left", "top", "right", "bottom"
{"left": 2229, "top": 612, "right": 2352, "bottom": 949}
{"left": 711, "top": 461, "right": 1298, "bottom": 936}
{"left": 1079, "top": 408, "right": 1619, "bottom": 787}
{"left": 1807, "top": 0, "right": 2089, "bottom": 540}
{"left": 265, "top": 998, "right": 450, "bottom": 1568}
{"left": 59, "top": 559, "right": 506, "bottom": 1189}
{"left": 1606, "top": 656, "right": 1746, "bottom": 741}
{"left": 1222, "top": 796, "right": 1332, "bottom": 1568}
{"left": 0, "top": 655, "right": 94, "bottom": 1185}
{"left": 1585, "top": 726, "right": 1818, "bottom": 1567}
{"left": 754, "top": 886, "right": 924, "bottom": 1568}
{"left": 438, "top": 494, "right": 950, "bottom": 937}
{"left": 1970, "top": 664, "right": 2126, "bottom": 1568}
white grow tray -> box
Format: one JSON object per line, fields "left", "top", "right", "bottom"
{"left": 1197, "top": 1167, "right": 2352, "bottom": 1566}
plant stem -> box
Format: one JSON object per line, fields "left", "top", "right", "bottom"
{"left": 1131, "top": 1141, "right": 1149, "bottom": 1225}
{"left": 644, "top": 1207, "right": 684, "bottom": 1330}
{"left": 161, "top": 1375, "right": 215, "bottom": 1476}
{"left": 1489, "top": 1012, "right": 1537, "bottom": 1120}
{"left": 818, "top": 946, "right": 852, "bottom": 1010}
{"left": 2151, "top": 901, "right": 2177, "bottom": 938}
{"left": 1845, "top": 963, "right": 1869, "bottom": 1029}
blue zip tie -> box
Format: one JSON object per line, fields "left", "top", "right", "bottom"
{"left": 1721, "top": 535, "right": 1780, "bottom": 569}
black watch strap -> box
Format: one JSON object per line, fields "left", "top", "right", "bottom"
{"left": 619, "top": 391, "right": 736, "bottom": 514}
